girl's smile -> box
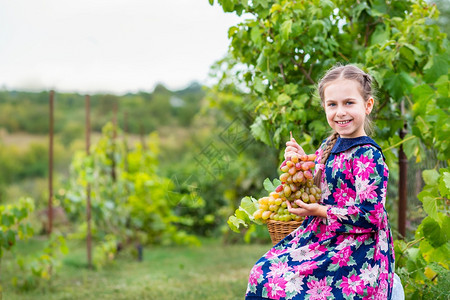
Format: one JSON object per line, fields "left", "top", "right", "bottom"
{"left": 323, "top": 79, "right": 373, "bottom": 138}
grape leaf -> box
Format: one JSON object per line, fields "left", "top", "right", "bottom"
{"left": 438, "top": 171, "right": 450, "bottom": 198}
{"left": 254, "top": 76, "right": 266, "bottom": 94}
{"left": 273, "top": 178, "right": 282, "bottom": 187}
{"left": 422, "top": 195, "right": 438, "bottom": 221}
{"left": 281, "top": 20, "right": 292, "bottom": 41}
{"left": 263, "top": 178, "right": 275, "bottom": 192}
{"left": 277, "top": 93, "right": 291, "bottom": 106}
{"left": 250, "top": 116, "right": 271, "bottom": 146}
{"left": 251, "top": 26, "right": 262, "bottom": 47}
{"left": 422, "top": 217, "right": 446, "bottom": 248}
{"left": 239, "top": 196, "right": 258, "bottom": 216}
{"left": 227, "top": 216, "right": 247, "bottom": 233}
{"left": 423, "top": 169, "right": 439, "bottom": 186}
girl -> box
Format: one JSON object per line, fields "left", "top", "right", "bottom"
{"left": 245, "top": 65, "right": 397, "bottom": 300}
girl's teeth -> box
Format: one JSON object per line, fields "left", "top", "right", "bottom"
{"left": 337, "top": 120, "right": 350, "bottom": 124}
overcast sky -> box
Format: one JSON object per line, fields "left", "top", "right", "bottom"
{"left": 0, "top": 0, "right": 243, "bottom": 95}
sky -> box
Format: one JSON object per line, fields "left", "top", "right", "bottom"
{"left": 0, "top": 0, "right": 244, "bottom": 95}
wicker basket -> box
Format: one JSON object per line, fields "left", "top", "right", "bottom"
{"left": 267, "top": 220, "right": 302, "bottom": 245}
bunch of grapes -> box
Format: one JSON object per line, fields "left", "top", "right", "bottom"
{"left": 253, "top": 154, "right": 322, "bottom": 222}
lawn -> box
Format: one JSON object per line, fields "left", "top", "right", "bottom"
{"left": 1, "top": 237, "right": 270, "bottom": 300}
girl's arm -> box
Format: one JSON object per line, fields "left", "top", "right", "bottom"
{"left": 286, "top": 200, "right": 327, "bottom": 218}
{"left": 325, "top": 146, "right": 388, "bottom": 233}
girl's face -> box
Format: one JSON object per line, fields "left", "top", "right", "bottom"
{"left": 323, "top": 79, "right": 373, "bottom": 138}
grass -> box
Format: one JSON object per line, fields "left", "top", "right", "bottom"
{"left": 1, "top": 237, "right": 270, "bottom": 300}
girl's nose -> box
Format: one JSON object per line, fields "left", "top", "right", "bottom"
{"left": 336, "top": 105, "right": 346, "bottom": 117}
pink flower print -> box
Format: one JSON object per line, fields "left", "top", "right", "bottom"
{"left": 315, "top": 148, "right": 323, "bottom": 163}
{"left": 308, "top": 242, "right": 328, "bottom": 259}
{"left": 248, "top": 265, "right": 263, "bottom": 285}
{"left": 332, "top": 152, "right": 346, "bottom": 172}
{"left": 267, "top": 261, "right": 292, "bottom": 278}
{"left": 285, "top": 273, "right": 305, "bottom": 294}
{"left": 356, "top": 177, "right": 378, "bottom": 202}
{"left": 331, "top": 246, "right": 353, "bottom": 267}
{"left": 317, "top": 231, "right": 334, "bottom": 242}
{"left": 320, "top": 179, "right": 331, "bottom": 201}
{"left": 333, "top": 183, "right": 356, "bottom": 207}
{"left": 347, "top": 205, "right": 360, "bottom": 216}
{"left": 326, "top": 209, "right": 344, "bottom": 232}
{"left": 374, "top": 279, "right": 388, "bottom": 300}
{"left": 306, "top": 277, "right": 332, "bottom": 300}
{"left": 290, "top": 245, "right": 317, "bottom": 262}
{"left": 341, "top": 274, "right": 365, "bottom": 296}
{"left": 265, "top": 247, "right": 287, "bottom": 259}
{"left": 383, "top": 163, "right": 389, "bottom": 177}
{"left": 342, "top": 159, "right": 355, "bottom": 184}
{"left": 335, "top": 235, "right": 356, "bottom": 251}
{"left": 380, "top": 183, "right": 387, "bottom": 206}
{"left": 356, "top": 233, "right": 370, "bottom": 243}
{"left": 264, "top": 276, "right": 287, "bottom": 299}
{"left": 363, "top": 286, "right": 377, "bottom": 299}
{"left": 308, "top": 218, "right": 321, "bottom": 233}
{"left": 360, "top": 264, "right": 379, "bottom": 285}
{"left": 368, "top": 202, "right": 385, "bottom": 227}
{"left": 354, "top": 155, "right": 376, "bottom": 181}
{"left": 293, "top": 261, "right": 318, "bottom": 276}
{"left": 349, "top": 226, "right": 369, "bottom": 234}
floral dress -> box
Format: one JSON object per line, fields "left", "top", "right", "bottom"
{"left": 246, "top": 136, "right": 395, "bottom": 300}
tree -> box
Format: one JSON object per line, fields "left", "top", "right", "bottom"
{"left": 210, "top": 0, "right": 449, "bottom": 297}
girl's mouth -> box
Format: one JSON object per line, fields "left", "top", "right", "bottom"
{"left": 335, "top": 120, "right": 352, "bottom": 125}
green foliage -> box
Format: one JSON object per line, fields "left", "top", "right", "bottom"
{"left": 212, "top": 0, "right": 450, "bottom": 295}
{"left": 0, "top": 197, "right": 68, "bottom": 291}
{"left": 394, "top": 167, "right": 449, "bottom": 299}
{"left": 212, "top": 0, "right": 449, "bottom": 161}
{"left": 0, "top": 197, "right": 34, "bottom": 257}
{"left": 13, "top": 234, "right": 68, "bottom": 291}
{"left": 0, "top": 82, "right": 204, "bottom": 136}
{"left": 228, "top": 177, "right": 280, "bottom": 233}
{"left": 63, "top": 123, "right": 201, "bottom": 267}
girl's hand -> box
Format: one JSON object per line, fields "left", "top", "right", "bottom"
{"left": 286, "top": 200, "right": 327, "bottom": 218}
{"left": 284, "top": 133, "right": 306, "bottom": 160}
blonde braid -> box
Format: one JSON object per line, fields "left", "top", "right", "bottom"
{"left": 314, "top": 132, "right": 339, "bottom": 187}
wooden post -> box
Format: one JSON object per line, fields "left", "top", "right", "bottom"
{"left": 48, "top": 90, "right": 54, "bottom": 236}
{"left": 398, "top": 101, "right": 408, "bottom": 239}
{"left": 85, "top": 95, "right": 92, "bottom": 268}
{"left": 111, "top": 102, "right": 117, "bottom": 182}
{"left": 123, "top": 111, "right": 129, "bottom": 172}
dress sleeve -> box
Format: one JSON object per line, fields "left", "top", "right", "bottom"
{"left": 325, "top": 146, "right": 388, "bottom": 234}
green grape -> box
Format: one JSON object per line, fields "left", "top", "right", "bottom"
{"left": 290, "top": 183, "right": 297, "bottom": 192}
{"left": 302, "top": 192, "right": 309, "bottom": 202}
{"left": 284, "top": 185, "right": 292, "bottom": 197}
{"left": 281, "top": 165, "right": 290, "bottom": 173}
{"left": 269, "top": 204, "right": 278, "bottom": 211}
{"left": 262, "top": 211, "right": 271, "bottom": 220}
{"left": 280, "top": 173, "right": 289, "bottom": 182}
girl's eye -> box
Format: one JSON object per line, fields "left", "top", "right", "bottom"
{"left": 328, "top": 103, "right": 336, "bottom": 107}
{"left": 346, "top": 101, "right": 353, "bottom": 105}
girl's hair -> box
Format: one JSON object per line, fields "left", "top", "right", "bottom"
{"left": 313, "top": 64, "right": 375, "bottom": 187}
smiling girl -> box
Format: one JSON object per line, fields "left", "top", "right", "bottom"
{"left": 245, "top": 65, "right": 400, "bottom": 299}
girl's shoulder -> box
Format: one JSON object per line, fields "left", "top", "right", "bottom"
{"left": 332, "top": 136, "right": 385, "bottom": 160}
